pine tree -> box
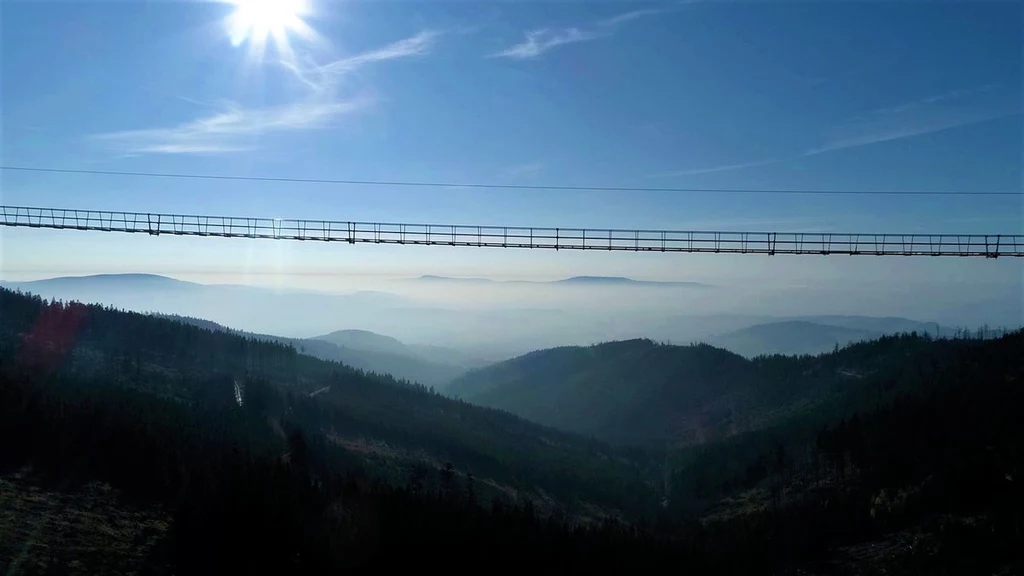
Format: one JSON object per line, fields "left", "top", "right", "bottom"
{"left": 466, "top": 471, "right": 477, "bottom": 507}
{"left": 440, "top": 462, "right": 456, "bottom": 501}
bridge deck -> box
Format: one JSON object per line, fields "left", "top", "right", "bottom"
{"left": 2, "top": 205, "right": 1020, "bottom": 257}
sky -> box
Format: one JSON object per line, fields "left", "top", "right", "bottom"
{"left": 0, "top": 0, "right": 1022, "bottom": 321}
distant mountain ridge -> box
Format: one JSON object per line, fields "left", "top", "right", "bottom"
{"left": 2, "top": 273, "right": 201, "bottom": 292}
{"left": 555, "top": 276, "right": 708, "bottom": 287}
{"left": 791, "top": 315, "right": 948, "bottom": 335}
{"left": 0, "top": 286, "right": 657, "bottom": 523}
{"left": 315, "top": 329, "right": 410, "bottom": 356}
{"left": 711, "top": 321, "right": 880, "bottom": 357}
{"left": 448, "top": 332, "right": 1011, "bottom": 447}
{"left": 449, "top": 339, "right": 765, "bottom": 446}
{"left": 155, "top": 316, "right": 476, "bottom": 388}
{"left": 409, "top": 275, "right": 709, "bottom": 287}
{"left": 710, "top": 317, "right": 957, "bottom": 357}
{"left": 8, "top": 273, "right": 1004, "bottom": 364}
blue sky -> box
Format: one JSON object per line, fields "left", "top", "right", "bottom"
{"left": 0, "top": 0, "right": 1021, "bottom": 312}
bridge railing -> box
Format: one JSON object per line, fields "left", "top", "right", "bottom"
{"left": 2, "top": 205, "right": 1020, "bottom": 257}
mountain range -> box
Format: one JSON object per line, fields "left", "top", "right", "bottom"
{"left": 448, "top": 340, "right": 759, "bottom": 446}
{"left": 156, "top": 316, "right": 484, "bottom": 388}
{"left": 4, "top": 274, "right": 998, "bottom": 364}
{"left": 410, "top": 275, "right": 709, "bottom": 287}
{"left": 0, "top": 274, "right": 414, "bottom": 335}
{"left": 0, "top": 286, "right": 657, "bottom": 516}
{"left": 707, "top": 318, "right": 951, "bottom": 357}
{"left": 447, "top": 332, "right": 990, "bottom": 446}
{"left": 4, "top": 282, "right": 1022, "bottom": 574}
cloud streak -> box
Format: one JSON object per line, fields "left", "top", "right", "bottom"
{"left": 598, "top": 9, "right": 663, "bottom": 28}
{"left": 492, "top": 28, "right": 599, "bottom": 59}
{"left": 501, "top": 162, "right": 543, "bottom": 178}
{"left": 491, "top": 9, "right": 660, "bottom": 59}
{"left": 658, "top": 157, "right": 785, "bottom": 178}
{"left": 92, "top": 31, "right": 438, "bottom": 155}
{"left": 680, "top": 217, "right": 838, "bottom": 233}
{"left": 806, "top": 110, "right": 1013, "bottom": 157}
{"left": 658, "top": 85, "right": 1019, "bottom": 178}
{"left": 858, "top": 84, "right": 998, "bottom": 117}
{"left": 93, "top": 98, "right": 373, "bottom": 155}
{"left": 806, "top": 84, "right": 1017, "bottom": 156}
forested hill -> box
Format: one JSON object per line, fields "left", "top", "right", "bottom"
{"left": 663, "top": 328, "right": 1024, "bottom": 574}
{"left": 0, "top": 288, "right": 658, "bottom": 516}
{"left": 448, "top": 340, "right": 758, "bottom": 446}
{"left": 154, "top": 314, "right": 468, "bottom": 388}
{"left": 3, "top": 286, "right": 1022, "bottom": 573}
{"left": 448, "top": 333, "right": 1024, "bottom": 447}
{"left": 709, "top": 320, "right": 878, "bottom": 357}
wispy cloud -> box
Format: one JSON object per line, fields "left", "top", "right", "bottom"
{"left": 491, "top": 9, "right": 661, "bottom": 59}
{"left": 657, "top": 85, "right": 1019, "bottom": 178}
{"left": 491, "top": 28, "right": 599, "bottom": 59}
{"left": 320, "top": 30, "right": 438, "bottom": 76}
{"left": 92, "top": 31, "right": 438, "bottom": 155}
{"left": 809, "top": 84, "right": 1016, "bottom": 156}
{"left": 858, "top": 84, "right": 998, "bottom": 117}
{"left": 93, "top": 98, "right": 372, "bottom": 155}
{"left": 680, "top": 217, "right": 838, "bottom": 233}
{"left": 599, "top": 9, "right": 663, "bottom": 28}
{"left": 501, "top": 162, "right": 543, "bottom": 178}
{"left": 658, "top": 157, "right": 784, "bottom": 178}
{"left": 805, "top": 111, "right": 1012, "bottom": 157}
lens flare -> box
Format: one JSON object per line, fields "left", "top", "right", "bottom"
{"left": 226, "top": 0, "right": 317, "bottom": 62}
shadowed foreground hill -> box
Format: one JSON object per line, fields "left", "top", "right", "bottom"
{"left": 2, "top": 286, "right": 1022, "bottom": 574}
{"left": 449, "top": 340, "right": 760, "bottom": 446}
{"left": 0, "top": 288, "right": 656, "bottom": 517}
{"left": 448, "top": 332, "right": 1023, "bottom": 448}
{"left": 157, "top": 315, "right": 471, "bottom": 388}
{"left": 710, "top": 320, "right": 879, "bottom": 357}
{"left": 313, "top": 328, "right": 475, "bottom": 386}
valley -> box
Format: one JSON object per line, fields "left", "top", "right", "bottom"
{"left": 3, "top": 3, "right": 1021, "bottom": 572}
{"left": 1, "top": 279, "right": 1021, "bottom": 574}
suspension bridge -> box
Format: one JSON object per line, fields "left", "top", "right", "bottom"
{"left": 1, "top": 205, "right": 1021, "bottom": 258}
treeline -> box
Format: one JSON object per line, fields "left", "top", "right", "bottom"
{"left": 668, "top": 330, "right": 1024, "bottom": 573}
{"left": 3, "top": 361, "right": 953, "bottom": 576}
{"left": 0, "top": 367, "right": 667, "bottom": 573}
{"left": 0, "top": 288, "right": 660, "bottom": 518}
{"left": 447, "top": 331, "right": 1020, "bottom": 449}
{"left": 3, "top": 286, "right": 1023, "bottom": 573}
{"left": 671, "top": 330, "right": 1024, "bottom": 503}
{"left": 5, "top": 358, "right": 826, "bottom": 575}
{"left": 448, "top": 339, "right": 765, "bottom": 445}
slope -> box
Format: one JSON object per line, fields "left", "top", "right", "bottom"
{"left": 0, "top": 288, "right": 657, "bottom": 517}
{"left": 315, "top": 329, "right": 410, "bottom": 355}
{"left": 3, "top": 286, "right": 1020, "bottom": 574}
{"left": 1, "top": 273, "right": 421, "bottom": 341}
{"left": 448, "top": 331, "right": 1013, "bottom": 448}
{"left": 314, "top": 329, "right": 471, "bottom": 386}
{"left": 664, "top": 330, "right": 1024, "bottom": 574}
{"left": 710, "top": 320, "right": 879, "bottom": 357}
{"left": 449, "top": 339, "right": 762, "bottom": 446}
{"left": 794, "top": 315, "right": 948, "bottom": 335}
{"left": 157, "top": 315, "right": 468, "bottom": 388}
{"left": 314, "top": 328, "right": 491, "bottom": 368}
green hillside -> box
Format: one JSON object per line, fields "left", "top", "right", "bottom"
{"left": 157, "top": 314, "right": 469, "bottom": 388}
{"left": 3, "top": 286, "right": 1022, "bottom": 574}
{"left": 0, "top": 288, "right": 658, "bottom": 516}
{"left": 710, "top": 320, "right": 879, "bottom": 357}
{"left": 448, "top": 332, "right": 1021, "bottom": 448}
{"left": 449, "top": 340, "right": 761, "bottom": 445}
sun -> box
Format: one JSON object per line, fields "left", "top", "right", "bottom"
{"left": 225, "top": 0, "right": 317, "bottom": 62}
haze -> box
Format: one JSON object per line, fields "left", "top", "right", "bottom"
{"left": 3, "top": 262, "right": 1019, "bottom": 361}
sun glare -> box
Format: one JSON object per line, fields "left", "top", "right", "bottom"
{"left": 226, "top": 0, "right": 316, "bottom": 62}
